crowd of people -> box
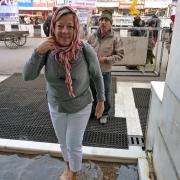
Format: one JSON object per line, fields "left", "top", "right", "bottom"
{"left": 19, "top": 16, "right": 41, "bottom": 25}
{"left": 131, "top": 14, "right": 161, "bottom": 66}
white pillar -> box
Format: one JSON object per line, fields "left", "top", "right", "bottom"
{"left": 166, "top": 1, "right": 180, "bottom": 99}
{"left": 146, "top": 1, "right": 180, "bottom": 180}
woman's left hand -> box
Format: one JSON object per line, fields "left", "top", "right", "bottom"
{"left": 95, "top": 101, "right": 104, "bottom": 119}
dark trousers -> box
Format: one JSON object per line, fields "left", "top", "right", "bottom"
{"left": 146, "top": 49, "right": 155, "bottom": 64}
{"left": 90, "top": 72, "right": 112, "bottom": 118}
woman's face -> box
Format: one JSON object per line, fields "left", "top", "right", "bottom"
{"left": 55, "top": 14, "right": 74, "bottom": 47}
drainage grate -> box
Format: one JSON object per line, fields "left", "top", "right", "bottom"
{"left": 128, "top": 135, "right": 145, "bottom": 150}
{"left": 132, "top": 88, "right": 151, "bottom": 136}
{"left": 0, "top": 74, "right": 128, "bottom": 149}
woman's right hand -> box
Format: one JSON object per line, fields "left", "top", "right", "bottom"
{"left": 35, "top": 36, "right": 56, "bottom": 54}
{"left": 95, "top": 101, "right": 104, "bottom": 119}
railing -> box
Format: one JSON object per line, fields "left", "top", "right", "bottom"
{"left": 0, "top": 23, "right": 170, "bottom": 77}
{"left": 89, "top": 26, "right": 170, "bottom": 76}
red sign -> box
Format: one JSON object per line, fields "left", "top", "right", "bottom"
{"left": 70, "top": 0, "right": 96, "bottom": 10}
{"left": 119, "top": 3, "right": 144, "bottom": 9}
{"left": 33, "top": 0, "right": 55, "bottom": 7}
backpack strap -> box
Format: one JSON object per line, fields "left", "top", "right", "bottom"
{"left": 82, "top": 42, "right": 91, "bottom": 77}
{"left": 44, "top": 50, "right": 51, "bottom": 65}
{"left": 82, "top": 42, "right": 89, "bottom": 67}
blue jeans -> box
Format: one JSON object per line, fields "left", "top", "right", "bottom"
{"left": 90, "top": 72, "right": 112, "bottom": 117}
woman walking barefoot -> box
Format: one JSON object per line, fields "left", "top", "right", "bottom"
{"left": 23, "top": 6, "right": 105, "bottom": 180}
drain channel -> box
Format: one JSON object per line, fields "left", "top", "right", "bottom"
{"left": 128, "top": 135, "right": 145, "bottom": 150}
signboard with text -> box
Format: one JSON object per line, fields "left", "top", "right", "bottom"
{"left": 56, "top": 0, "right": 65, "bottom": 6}
{"left": 120, "top": 0, "right": 144, "bottom": 2}
{"left": 18, "top": 0, "right": 33, "bottom": 7}
{"left": 144, "top": 0, "right": 172, "bottom": 8}
{"left": 119, "top": 0, "right": 144, "bottom": 9}
{"left": 33, "top": 0, "right": 55, "bottom": 7}
{"left": 0, "top": 0, "right": 18, "bottom": 23}
{"left": 119, "top": 3, "right": 144, "bottom": 9}
{"left": 77, "top": 9, "right": 89, "bottom": 24}
{"left": 68, "top": 0, "right": 96, "bottom": 10}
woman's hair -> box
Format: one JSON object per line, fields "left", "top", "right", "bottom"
{"left": 49, "top": 6, "right": 82, "bottom": 97}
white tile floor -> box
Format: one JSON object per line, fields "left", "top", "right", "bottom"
{"left": 115, "top": 82, "right": 150, "bottom": 136}
{"left": 0, "top": 76, "right": 9, "bottom": 82}
{"left": 0, "top": 75, "right": 149, "bottom": 163}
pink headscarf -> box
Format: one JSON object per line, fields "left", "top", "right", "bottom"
{"left": 50, "top": 6, "right": 82, "bottom": 97}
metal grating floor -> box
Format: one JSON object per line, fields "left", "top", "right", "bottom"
{"left": 132, "top": 88, "right": 151, "bottom": 136}
{"left": 84, "top": 117, "right": 128, "bottom": 149}
{"left": 0, "top": 73, "right": 46, "bottom": 90}
{"left": 0, "top": 73, "right": 128, "bottom": 149}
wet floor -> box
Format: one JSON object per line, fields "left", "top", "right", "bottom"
{"left": 0, "top": 153, "right": 138, "bottom": 180}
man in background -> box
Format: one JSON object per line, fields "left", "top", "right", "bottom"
{"left": 43, "top": 6, "right": 57, "bottom": 37}
{"left": 88, "top": 10, "right": 124, "bottom": 124}
{"left": 166, "top": 15, "right": 175, "bottom": 54}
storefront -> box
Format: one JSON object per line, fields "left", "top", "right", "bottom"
{"left": 144, "top": 0, "right": 172, "bottom": 16}
{"left": 18, "top": 0, "right": 55, "bottom": 23}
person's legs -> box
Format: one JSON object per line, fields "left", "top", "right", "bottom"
{"left": 66, "top": 103, "right": 92, "bottom": 175}
{"left": 146, "top": 49, "right": 154, "bottom": 64}
{"left": 48, "top": 103, "right": 69, "bottom": 161}
{"left": 49, "top": 103, "right": 91, "bottom": 179}
{"left": 90, "top": 79, "right": 97, "bottom": 118}
{"left": 103, "top": 72, "right": 112, "bottom": 115}
{"left": 48, "top": 103, "right": 70, "bottom": 179}
{"left": 100, "top": 72, "right": 111, "bottom": 124}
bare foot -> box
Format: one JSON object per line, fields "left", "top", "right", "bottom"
{"left": 59, "top": 168, "right": 71, "bottom": 180}
{"left": 70, "top": 172, "right": 78, "bottom": 180}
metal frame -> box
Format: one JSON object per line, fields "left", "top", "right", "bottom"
{"left": 89, "top": 26, "right": 169, "bottom": 77}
